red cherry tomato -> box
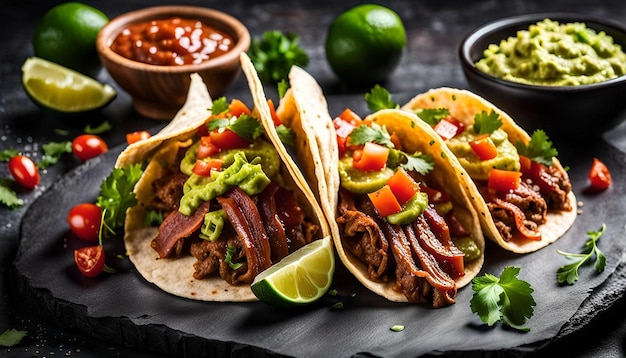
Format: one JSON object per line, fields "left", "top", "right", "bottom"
{"left": 74, "top": 245, "right": 105, "bottom": 278}
{"left": 8, "top": 155, "right": 40, "bottom": 189}
{"left": 67, "top": 203, "right": 102, "bottom": 241}
{"left": 72, "top": 134, "right": 108, "bottom": 161}
{"left": 589, "top": 158, "right": 611, "bottom": 191}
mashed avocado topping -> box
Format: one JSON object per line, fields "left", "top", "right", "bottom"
{"left": 447, "top": 128, "right": 520, "bottom": 180}
{"left": 475, "top": 18, "right": 626, "bottom": 86}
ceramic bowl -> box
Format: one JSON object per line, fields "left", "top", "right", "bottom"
{"left": 459, "top": 13, "right": 626, "bottom": 139}
{"left": 97, "top": 5, "right": 250, "bottom": 120}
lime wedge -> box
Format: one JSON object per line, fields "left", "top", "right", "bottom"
{"left": 21, "top": 57, "right": 116, "bottom": 114}
{"left": 251, "top": 236, "right": 335, "bottom": 307}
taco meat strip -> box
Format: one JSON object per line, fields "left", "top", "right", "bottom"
{"left": 421, "top": 207, "right": 465, "bottom": 278}
{"left": 216, "top": 187, "right": 272, "bottom": 284}
{"left": 258, "top": 183, "right": 291, "bottom": 262}
{"left": 151, "top": 200, "right": 211, "bottom": 258}
{"left": 524, "top": 162, "right": 572, "bottom": 211}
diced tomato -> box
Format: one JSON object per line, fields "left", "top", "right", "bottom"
{"left": 589, "top": 157, "right": 611, "bottom": 191}
{"left": 434, "top": 117, "right": 462, "bottom": 140}
{"left": 488, "top": 169, "right": 522, "bottom": 193}
{"left": 368, "top": 185, "right": 402, "bottom": 217}
{"left": 386, "top": 168, "right": 420, "bottom": 205}
{"left": 209, "top": 129, "right": 250, "bottom": 149}
{"left": 333, "top": 116, "right": 356, "bottom": 156}
{"left": 337, "top": 108, "right": 362, "bottom": 125}
{"left": 267, "top": 99, "right": 282, "bottom": 126}
{"left": 352, "top": 142, "right": 389, "bottom": 171}
{"left": 197, "top": 136, "right": 220, "bottom": 159}
{"left": 421, "top": 186, "right": 450, "bottom": 204}
{"left": 126, "top": 130, "right": 151, "bottom": 145}
{"left": 470, "top": 134, "right": 498, "bottom": 161}
{"left": 228, "top": 99, "right": 252, "bottom": 117}
{"left": 193, "top": 159, "right": 222, "bottom": 176}
{"left": 519, "top": 155, "right": 532, "bottom": 173}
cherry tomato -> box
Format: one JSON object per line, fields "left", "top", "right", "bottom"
{"left": 126, "top": 130, "right": 151, "bottom": 145}
{"left": 589, "top": 157, "right": 611, "bottom": 191}
{"left": 74, "top": 245, "right": 105, "bottom": 278}
{"left": 8, "top": 155, "right": 40, "bottom": 189}
{"left": 67, "top": 203, "right": 102, "bottom": 241}
{"left": 72, "top": 134, "right": 108, "bottom": 161}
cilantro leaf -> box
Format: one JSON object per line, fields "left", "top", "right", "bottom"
{"left": 470, "top": 266, "right": 535, "bottom": 331}
{"left": 0, "top": 328, "right": 27, "bottom": 347}
{"left": 210, "top": 97, "right": 229, "bottom": 115}
{"left": 390, "top": 150, "right": 434, "bottom": 175}
{"left": 207, "top": 118, "right": 230, "bottom": 131}
{"left": 0, "top": 148, "right": 20, "bottom": 162}
{"left": 414, "top": 108, "right": 450, "bottom": 126}
{"left": 228, "top": 114, "right": 264, "bottom": 141}
{"left": 277, "top": 79, "right": 289, "bottom": 99}
{"left": 473, "top": 111, "right": 502, "bottom": 135}
{"left": 38, "top": 141, "right": 72, "bottom": 169}
{"left": 276, "top": 124, "right": 295, "bottom": 146}
{"left": 0, "top": 178, "right": 24, "bottom": 209}
{"left": 364, "top": 85, "right": 398, "bottom": 112}
{"left": 248, "top": 30, "right": 309, "bottom": 84}
{"left": 96, "top": 164, "right": 143, "bottom": 236}
{"left": 557, "top": 224, "right": 606, "bottom": 285}
{"left": 515, "top": 130, "right": 558, "bottom": 167}
{"left": 348, "top": 124, "right": 394, "bottom": 148}
{"left": 225, "top": 245, "right": 243, "bottom": 270}
{"left": 84, "top": 120, "right": 112, "bottom": 134}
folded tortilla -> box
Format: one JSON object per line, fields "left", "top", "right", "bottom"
{"left": 117, "top": 67, "right": 329, "bottom": 302}
{"left": 402, "top": 88, "right": 577, "bottom": 254}
{"left": 263, "top": 66, "right": 485, "bottom": 304}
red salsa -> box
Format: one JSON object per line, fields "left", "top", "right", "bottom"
{"left": 110, "top": 17, "right": 234, "bottom": 66}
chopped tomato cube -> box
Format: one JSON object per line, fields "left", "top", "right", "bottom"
{"left": 488, "top": 169, "right": 522, "bottom": 193}
{"left": 193, "top": 159, "right": 223, "bottom": 176}
{"left": 368, "top": 185, "right": 402, "bottom": 217}
{"left": 267, "top": 99, "right": 282, "bottom": 126}
{"left": 333, "top": 116, "right": 356, "bottom": 156}
{"left": 209, "top": 129, "right": 250, "bottom": 149}
{"left": 589, "top": 157, "right": 611, "bottom": 191}
{"left": 519, "top": 155, "right": 532, "bottom": 173}
{"left": 126, "top": 130, "right": 151, "bottom": 145}
{"left": 197, "top": 136, "right": 220, "bottom": 159}
{"left": 352, "top": 142, "right": 389, "bottom": 171}
{"left": 421, "top": 185, "right": 450, "bottom": 204}
{"left": 386, "top": 168, "right": 420, "bottom": 205}
{"left": 337, "top": 108, "right": 362, "bottom": 125}
{"left": 434, "top": 118, "right": 462, "bottom": 140}
{"left": 470, "top": 134, "right": 498, "bottom": 161}
{"left": 228, "top": 99, "right": 252, "bottom": 117}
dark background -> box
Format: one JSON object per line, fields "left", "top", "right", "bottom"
{"left": 2, "top": 0, "right": 626, "bottom": 357}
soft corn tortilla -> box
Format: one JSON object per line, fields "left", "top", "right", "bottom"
{"left": 118, "top": 69, "right": 328, "bottom": 301}
{"left": 260, "top": 64, "right": 485, "bottom": 301}
{"left": 402, "top": 87, "right": 577, "bottom": 254}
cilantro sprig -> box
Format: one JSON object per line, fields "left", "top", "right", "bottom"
{"left": 472, "top": 111, "right": 502, "bottom": 135}
{"left": 348, "top": 123, "right": 395, "bottom": 148}
{"left": 515, "top": 130, "right": 558, "bottom": 167}
{"left": 248, "top": 30, "right": 309, "bottom": 84}
{"left": 0, "top": 328, "right": 27, "bottom": 347}
{"left": 207, "top": 97, "right": 264, "bottom": 142}
{"left": 414, "top": 108, "right": 450, "bottom": 126}
{"left": 0, "top": 178, "right": 23, "bottom": 209}
{"left": 96, "top": 164, "right": 143, "bottom": 236}
{"left": 470, "top": 266, "right": 536, "bottom": 331}
{"left": 364, "top": 85, "right": 399, "bottom": 112}
{"left": 38, "top": 140, "right": 72, "bottom": 169}
{"left": 557, "top": 224, "right": 606, "bottom": 285}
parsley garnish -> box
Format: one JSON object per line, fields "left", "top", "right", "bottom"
{"left": 515, "top": 130, "right": 558, "bottom": 167}
{"left": 414, "top": 108, "right": 450, "bottom": 126}
{"left": 210, "top": 97, "right": 230, "bottom": 116}
{"left": 364, "top": 85, "right": 399, "bottom": 112}
{"left": 348, "top": 123, "right": 395, "bottom": 148}
{"left": 470, "top": 266, "right": 536, "bottom": 331}
{"left": 96, "top": 164, "right": 143, "bottom": 236}
{"left": 248, "top": 30, "right": 309, "bottom": 84}
{"left": 472, "top": 111, "right": 502, "bottom": 135}
{"left": 225, "top": 245, "right": 243, "bottom": 270}
{"left": 84, "top": 120, "right": 112, "bottom": 134}
{"left": 389, "top": 149, "right": 434, "bottom": 175}
{"left": 276, "top": 124, "right": 295, "bottom": 146}
{"left": 277, "top": 79, "right": 289, "bottom": 98}
{"left": 207, "top": 114, "right": 264, "bottom": 142}
{"left": 38, "top": 141, "right": 72, "bottom": 169}
{"left": 0, "top": 148, "right": 20, "bottom": 162}
{"left": 0, "top": 328, "right": 27, "bottom": 347}
{"left": 557, "top": 224, "right": 606, "bottom": 285}
{"left": 0, "top": 178, "right": 23, "bottom": 209}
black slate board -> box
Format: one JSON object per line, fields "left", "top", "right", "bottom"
{"left": 12, "top": 133, "right": 626, "bottom": 357}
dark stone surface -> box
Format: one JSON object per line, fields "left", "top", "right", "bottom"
{"left": 2, "top": 0, "right": 626, "bottom": 357}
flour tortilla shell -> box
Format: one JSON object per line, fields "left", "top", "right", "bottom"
{"left": 402, "top": 87, "right": 577, "bottom": 254}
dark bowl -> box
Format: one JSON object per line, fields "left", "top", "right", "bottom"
{"left": 459, "top": 13, "right": 626, "bottom": 139}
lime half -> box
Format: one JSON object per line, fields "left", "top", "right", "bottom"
{"left": 251, "top": 236, "right": 335, "bottom": 307}
{"left": 21, "top": 57, "right": 116, "bottom": 114}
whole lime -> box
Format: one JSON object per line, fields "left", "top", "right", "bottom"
{"left": 32, "top": 2, "right": 109, "bottom": 75}
{"left": 325, "top": 4, "right": 406, "bottom": 86}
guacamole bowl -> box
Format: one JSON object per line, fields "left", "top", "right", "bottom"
{"left": 459, "top": 13, "right": 626, "bottom": 139}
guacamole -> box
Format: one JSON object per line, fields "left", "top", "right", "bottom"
{"left": 475, "top": 18, "right": 626, "bottom": 86}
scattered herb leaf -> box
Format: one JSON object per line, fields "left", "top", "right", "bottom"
{"left": 557, "top": 224, "right": 606, "bottom": 285}
{"left": 96, "top": 164, "right": 143, "bottom": 236}
{"left": 414, "top": 108, "right": 450, "bottom": 126}
{"left": 364, "top": 85, "right": 398, "bottom": 112}
{"left": 332, "top": 302, "right": 344, "bottom": 310}
{"left": 472, "top": 111, "right": 502, "bottom": 135}
{"left": 276, "top": 124, "right": 295, "bottom": 146}
{"left": 398, "top": 151, "right": 434, "bottom": 175}
{"left": 0, "top": 148, "right": 20, "bottom": 162}
{"left": 470, "top": 266, "right": 535, "bottom": 331}
{"left": 348, "top": 123, "right": 395, "bottom": 148}
{"left": 38, "top": 141, "right": 72, "bottom": 169}
{"left": 228, "top": 114, "right": 264, "bottom": 142}
{"left": 248, "top": 30, "right": 309, "bottom": 84}
{"left": 210, "top": 97, "right": 230, "bottom": 116}
{"left": 0, "top": 328, "right": 27, "bottom": 347}
{"left": 390, "top": 325, "right": 405, "bottom": 332}
{"left": 84, "top": 120, "right": 112, "bottom": 134}
{"left": 515, "top": 130, "right": 558, "bottom": 167}
{"left": 225, "top": 245, "right": 243, "bottom": 270}
{"left": 0, "top": 178, "right": 24, "bottom": 209}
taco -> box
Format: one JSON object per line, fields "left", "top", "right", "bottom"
{"left": 117, "top": 66, "right": 329, "bottom": 302}
{"left": 401, "top": 88, "right": 577, "bottom": 254}
{"left": 254, "top": 65, "right": 485, "bottom": 308}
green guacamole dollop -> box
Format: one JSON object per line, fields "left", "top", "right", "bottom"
{"left": 475, "top": 18, "right": 626, "bottom": 86}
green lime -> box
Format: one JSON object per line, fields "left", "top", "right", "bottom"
{"left": 21, "top": 57, "right": 117, "bottom": 114}
{"left": 251, "top": 236, "right": 335, "bottom": 307}
{"left": 325, "top": 4, "right": 406, "bottom": 86}
{"left": 32, "top": 2, "right": 108, "bottom": 74}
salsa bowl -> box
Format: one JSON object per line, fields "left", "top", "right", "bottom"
{"left": 459, "top": 13, "right": 626, "bottom": 139}
{"left": 96, "top": 5, "right": 250, "bottom": 120}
